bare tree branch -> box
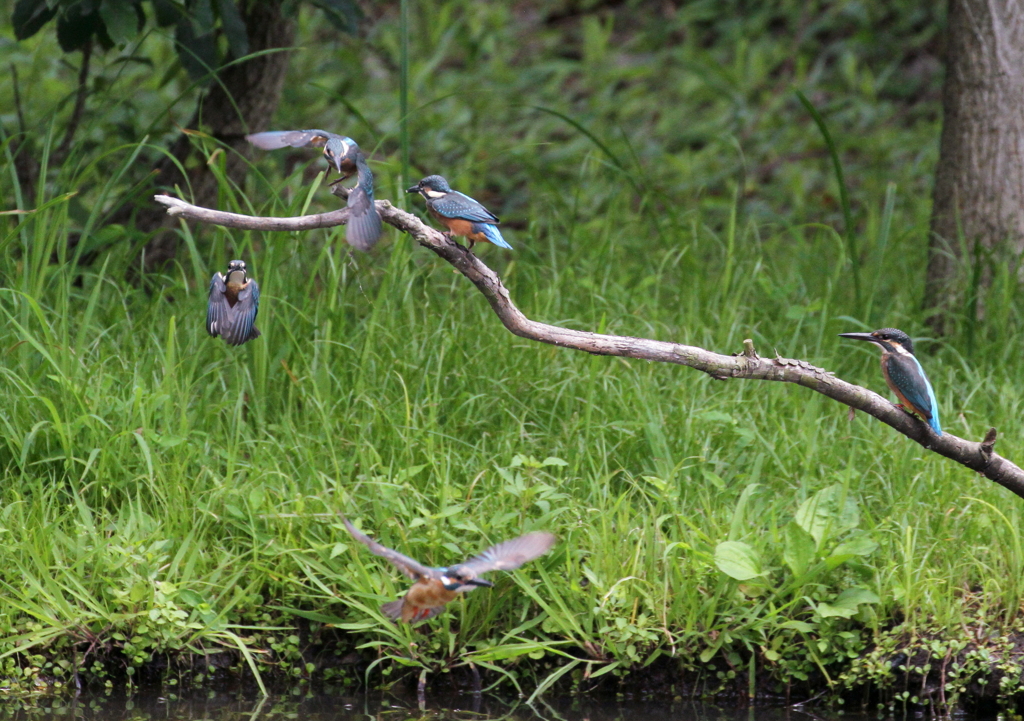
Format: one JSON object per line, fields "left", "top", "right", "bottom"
{"left": 153, "top": 192, "right": 1024, "bottom": 498}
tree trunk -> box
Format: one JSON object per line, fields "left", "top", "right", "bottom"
{"left": 924, "top": 0, "right": 1024, "bottom": 334}
{"left": 138, "top": 0, "right": 295, "bottom": 271}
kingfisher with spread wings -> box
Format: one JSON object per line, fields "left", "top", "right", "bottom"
{"left": 207, "top": 259, "right": 260, "bottom": 346}
{"left": 341, "top": 516, "right": 556, "bottom": 623}
{"left": 246, "top": 129, "right": 382, "bottom": 251}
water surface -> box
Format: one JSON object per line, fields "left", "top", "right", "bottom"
{"left": 0, "top": 692, "right": 977, "bottom": 721}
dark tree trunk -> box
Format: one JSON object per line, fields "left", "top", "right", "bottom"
{"left": 924, "top": 0, "right": 1024, "bottom": 334}
{"left": 137, "top": 0, "right": 295, "bottom": 271}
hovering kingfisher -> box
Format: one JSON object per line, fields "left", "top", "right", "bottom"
{"left": 245, "top": 129, "right": 382, "bottom": 251}
{"left": 207, "top": 259, "right": 260, "bottom": 346}
{"left": 341, "top": 516, "right": 555, "bottom": 624}
{"left": 839, "top": 328, "right": 942, "bottom": 434}
{"left": 406, "top": 175, "right": 512, "bottom": 250}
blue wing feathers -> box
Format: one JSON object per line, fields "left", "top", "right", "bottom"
{"left": 245, "top": 129, "right": 336, "bottom": 149}
{"left": 889, "top": 355, "right": 941, "bottom": 434}
{"left": 344, "top": 157, "right": 382, "bottom": 250}
{"left": 431, "top": 192, "right": 499, "bottom": 223}
{"left": 347, "top": 186, "right": 383, "bottom": 251}
{"left": 208, "top": 274, "right": 260, "bottom": 346}
{"left": 225, "top": 281, "right": 260, "bottom": 345}
{"left": 907, "top": 355, "right": 941, "bottom": 434}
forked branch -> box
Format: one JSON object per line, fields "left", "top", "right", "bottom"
{"left": 153, "top": 193, "right": 1024, "bottom": 498}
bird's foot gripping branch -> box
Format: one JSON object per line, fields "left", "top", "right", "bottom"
{"left": 154, "top": 193, "right": 1024, "bottom": 498}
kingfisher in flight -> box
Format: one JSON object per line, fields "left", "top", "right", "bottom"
{"left": 207, "top": 260, "right": 260, "bottom": 346}
{"left": 246, "top": 129, "right": 382, "bottom": 251}
{"left": 406, "top": 175, "right": 512, "bottom": 251}
{"left": 341, "top": 516, "right": 555, "bottom": 624}
{"left": 839, "top": 328, "right": 942, "bottom": 434}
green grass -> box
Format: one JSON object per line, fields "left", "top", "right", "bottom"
{"left": 5, "top": 0, "right": 1024, "bottom": 707}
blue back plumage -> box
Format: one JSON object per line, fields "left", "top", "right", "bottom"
{"left": 887, "top": 354, "right": 941, "bottom": 434}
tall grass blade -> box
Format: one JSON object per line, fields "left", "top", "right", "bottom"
{"left": 795, "top": 90, "right": 860, "bottom": 310}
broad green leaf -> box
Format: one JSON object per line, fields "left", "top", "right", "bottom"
{"left": 57, "top": 5, "right": 104, "bottom": 52}
{"left": 795, "top": 483, "right": 859, "bottom": 544}
{"left": 783, "top": 521, "right": 815, "bottom": 577}
{"left": 816, "top": 601, "right": 857, "bottom": 618}
{"left": 714, "top": 540, "right": 763, "bottom": 580}
{"left": 817, "top": 587, "right": 879, "bottom": 618}
{"left": 832, "top": 531, "right": 878, "bottom": 557}
{"left": 395, "top": 464, "right": 428, "bottom": 482}
{"left": 836, "top": 587, "right": 879, "bottom": 605}
{"left": 780, "top": 620, "right": 815, "bottom": 632}
{"left": 152, "top": 0, "right": 181, "bottom": 26}
{"left": 13, "top": 0, "right": 56, "bottom": 40}
{"left": 177, "top": 589, "right": 205, "bottom": 607}
{"left": 99, "top": 0, "right": 138, "bottom": 45}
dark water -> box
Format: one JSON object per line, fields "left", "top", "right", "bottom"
{"left": 0, "top": 693, "right": 985, "bottom": 721}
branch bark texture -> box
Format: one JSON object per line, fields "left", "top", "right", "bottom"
{"left": 154, "top": 193, "right": 1024, "bottom": 499}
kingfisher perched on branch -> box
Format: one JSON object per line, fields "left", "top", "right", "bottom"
{"left": 245, "top": 129, "right": 382, "bottom": 251}
{"left": 838, "top": 327, "right": 942, "bottom": 434}
{"left": 207, "top": 259, "right": 260, "bottom": 346}
{"left": 406, "top": 175, "right": 512, "bottom": 250}
{"left": 341, "top": 516, "right": 555, "bottom": 624}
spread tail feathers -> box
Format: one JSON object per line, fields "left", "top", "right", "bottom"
{"left": 380, "top": 600, "right": 404, "bottom": 620}
{"left": 480, "top": 223, "right": 512, "bottom": 249}
{"left": 379, "top": 599, "right": 444, "bottom": 624}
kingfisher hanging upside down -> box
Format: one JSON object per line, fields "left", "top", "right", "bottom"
{"left": 406, "top": 175, "right": 512, "bottom": 251}
{"left": 207, "top": 260, "right": 260, "bottom": 346}
{"left": 245, "top": 129, "right": 382, "bottom": 251}
{"left": 839, "top": 327, "right": 942, "bottom": 434}
{"left": 341, "top": 516, "right": 555, "bottom": 624}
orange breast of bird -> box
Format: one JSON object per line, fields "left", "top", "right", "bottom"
{"left": 431, "top": 212, "right": 476, "bottom": 238}
{"left": 402, "top": 579, "right": 458, "bottom": 622}
{"left": 225, "top": 282, "right": 244, "bottom": 307}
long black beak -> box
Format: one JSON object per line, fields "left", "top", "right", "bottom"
{"left": 466, "top": 578, "right": 493, "bottom": 588}
{"left": 838, "top": 332, "right": 879, "bottom": 343}
{"left": 405, "top": 184, "right": 420, "bottom": 194}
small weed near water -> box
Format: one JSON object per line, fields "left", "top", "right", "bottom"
{"left": 5, "top": 0, "right": 1024, "bottom": 711}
